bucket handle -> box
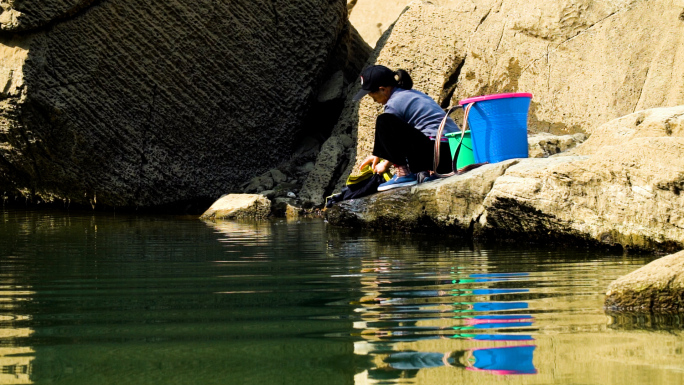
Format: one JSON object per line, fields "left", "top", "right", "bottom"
{"left": 433, "top": 103, "right": 474, "bottom": 177}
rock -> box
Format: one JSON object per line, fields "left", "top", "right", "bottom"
{"left": 297, "top": 162, "right": 316, "bottom": 174}
{"left": 245, "top": 174, "right": 274, "bottom": 193}
{"left": 327, "top": 160, "right": 517, "bottom": 231}
{"left": 259, "top": 190, "right": 276, "bottom": 199}
{"left": 452, "top": 0, "right": 684, "bottom": 136}
{"left": 200, "top": 194, "right": 271, "bottom": 220}
{"left": 285, "top": 204, "right": 301, "bottom": 219}
{"left": 328, "top": 105, "right": 684, "bottom": 253}
{"left": 0, "top": 0, "right": 93, "bottom": 32}
{"left": 0, "top": 0, "right": 369, "bottom": 208}
{"left": 259, "top": 176, "right": 275, "bottom": 191}
{"left": 300, "top": 134, "right": 354, "bottom": 206}
{"left": 347, "top": 0, "right": 414, "bottom": 47}
{"left": 570, "top": 106, "right": 684, "bottom": 157}
{"left": 605, "top": 250, "right": 684, "bottom": 312}
{"left": 293, "top": 137, "right": 321, "bottom": 160}
{"left": 480, "top": 106, "right": 684, "bottom": 251}
{"left": 269, "top": 169, "right": 287, "bottom": 184}
{"left": 271, "top": 197, "right": 301, "bottom": 218}
{"left": 528, "top": 133, "right": 587, "bottom": 158}
{"left": 274, "top": 182, "right": 298, "bottom": 193}
{"left": 317, "top": 71, "right": 345, "bottom": 103}
{"left": 305, "top": 0, "right": 684, "bottom": 206}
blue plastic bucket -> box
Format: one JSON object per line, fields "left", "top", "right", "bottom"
{"left": 459, "top": 93, "right": 532, "bottom": 164}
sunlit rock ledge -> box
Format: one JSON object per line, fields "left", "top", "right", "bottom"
{"left": 327, "top": 105, "right": 684, "bottom": 254}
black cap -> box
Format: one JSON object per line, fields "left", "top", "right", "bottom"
{"left": 352, "top": 65, "right": 397, "bottom": 101}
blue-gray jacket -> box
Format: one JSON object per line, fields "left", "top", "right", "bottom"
{"left": 383, "top": 88, "right": 458, "bottom": 139}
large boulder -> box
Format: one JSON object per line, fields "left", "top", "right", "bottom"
{"left": 303, "top": 0, "right": 684, "bottom": 206}
{"left": 0, "top": 0, "right": 369, "bottom": 208}
{"left": 605, "top": 250, "right": 684, "bottom": 312}
{"left": 480, "top": 105, "right": 684, "bottom": 251}
{"left": 328, "top": 105, "right": 684, "bottom": 253}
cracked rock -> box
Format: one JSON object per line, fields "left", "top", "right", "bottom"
{"left": 0, "top": 0, "right": 367, "bottom": 208}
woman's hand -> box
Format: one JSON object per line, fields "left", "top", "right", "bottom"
{"left": 359, "top": 156, "right": 390, "bottom": 174}
{"left": 359, "top": 155, "right": 379, "bottom": 171}
{"left": 373, "top": 160, "right": 390, "bottom": 174}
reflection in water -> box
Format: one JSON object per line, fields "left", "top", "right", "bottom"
{"left": 384, "top": 345, "right": 536, "bottom": 375}
{"left": 0, "top": 211, "right": 683, "bottom": 385}
{"left": 351, "top": 260, "right": 537, "bottom": 381}
{"left": 0, "top": 286, "right": 35, "bottom": 384}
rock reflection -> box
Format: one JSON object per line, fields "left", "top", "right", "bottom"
{"left": 205, "top": 219, "right": 273, "bottom": 246}
{"left": 0, "top": 288, "right": 35, "bottom": 384}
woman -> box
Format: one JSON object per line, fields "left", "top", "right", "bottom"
{"left": 354, "top": 65, "right": 459, "bottom": 191}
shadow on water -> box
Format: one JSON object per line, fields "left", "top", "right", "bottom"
{"left": 1, "top": 210, "right": 683, "bottom": 385}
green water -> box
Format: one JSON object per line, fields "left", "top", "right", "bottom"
{"left": 1, "top": 209, "right": 682, "bottom": 385}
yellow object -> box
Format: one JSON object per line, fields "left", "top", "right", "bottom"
{"left": 346, "top": 164, "right": 392, "bottom": 185}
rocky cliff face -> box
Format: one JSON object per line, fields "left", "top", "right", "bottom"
{"left": 302, "top": 0, "right": 684, "bottom": 206}
{"left": 0, "top": 0, "right": 369, "bottom": 208}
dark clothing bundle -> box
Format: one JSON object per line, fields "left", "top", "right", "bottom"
{"left": 373, "top": 113, "right": 453, "bottom": 174}
{"left": 325, "top": 173, "right": 389, "bottom": 208}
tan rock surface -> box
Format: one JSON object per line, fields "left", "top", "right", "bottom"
{"left": 453, "top": 0, "right": 684, "bottom": 135}
{"left": 304, "top": 0, "right": 684, "bottom": 206}
{"left": 482, "top": 106, "right": 684, "bottom": 251}
{"left": 0, "top": 0, "right": 368, "bottom": 208}
{"left": 528, "top": 132, "right": 587, "bottom": 158}
{"left": 326, "top": 160, "right": 516, "bottom": 231}
{"left": 605, "top": 250, "right": 684, "bottom": 312}
{"left": 328, "top": 105, "right": 684, "bottom": 253}
{"left": 347, "top": 0, "right": 412, "bottom": 47}
{"left": 200, "top": 194, "right": 271, "bottom": 220}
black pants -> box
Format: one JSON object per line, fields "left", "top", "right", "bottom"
{"left": 372, "top": 113, "right": 452, "bottom": 174}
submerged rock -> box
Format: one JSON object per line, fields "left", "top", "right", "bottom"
{"left": 200, "top": 194, "right": 271, "bottom": 220}
{"left": 605, "top": 250, "right": 684, "bottom": 312}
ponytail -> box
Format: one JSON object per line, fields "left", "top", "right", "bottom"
{"left": 394, "top": 69, "right": 413, "bottom": 90}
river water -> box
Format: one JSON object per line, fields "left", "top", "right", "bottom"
{"left": 0, "top": 209, "right": 682, "bottom": 385}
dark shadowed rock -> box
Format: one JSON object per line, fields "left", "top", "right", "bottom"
{"left": 0, "top": 0, "right": 370, "bottom": 208}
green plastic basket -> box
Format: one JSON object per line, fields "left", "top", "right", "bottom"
{"left": 445, "top": 130, "right": 475, "bottom": 169}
